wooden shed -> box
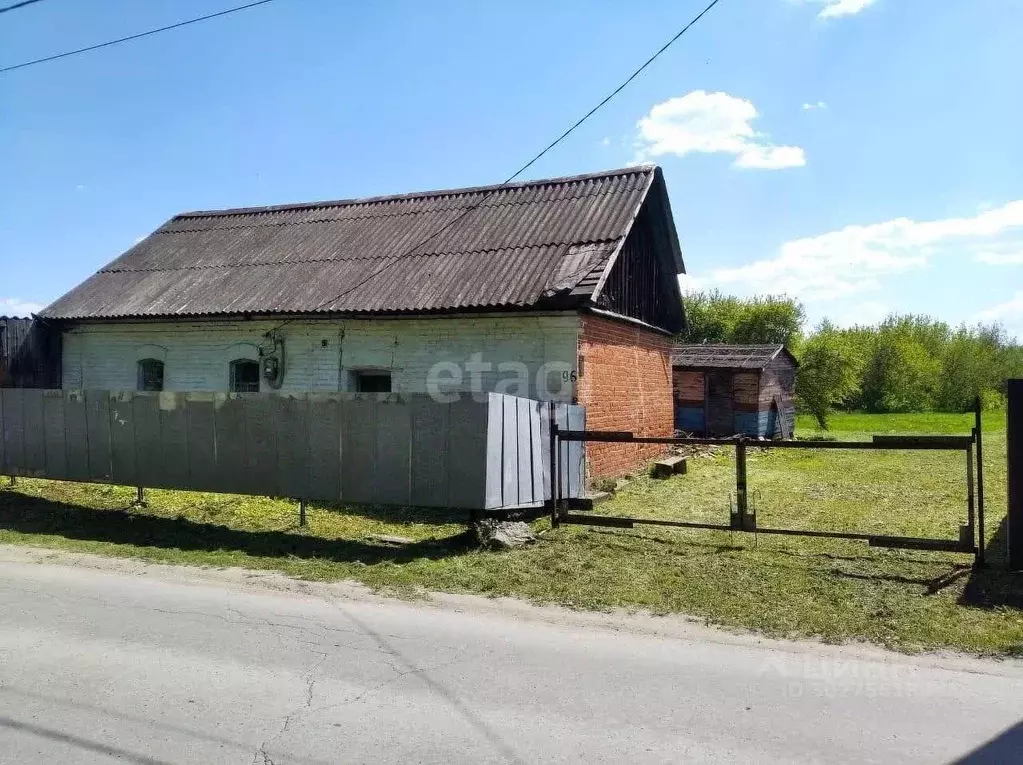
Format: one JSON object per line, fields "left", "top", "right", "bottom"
{"left": 0, "top": 317, "right": 61, "bottom": 389}
{"left": 671, "top": 344, "right": 797, "bottom": 438}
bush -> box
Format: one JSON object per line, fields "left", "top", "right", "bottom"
{"left": 795, "top": 328, "right": 860, "bottom": 429}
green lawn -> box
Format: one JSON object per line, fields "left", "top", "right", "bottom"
{"left": 1, "top": 410, "right": 1020, "bottom": 655}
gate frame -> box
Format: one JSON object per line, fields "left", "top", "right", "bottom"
{"left": 550, "top": 398, "right": 986, "bottom": 565}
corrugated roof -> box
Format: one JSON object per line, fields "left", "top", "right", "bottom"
{"left": 42, "top": 165, "right": 677, "bottom": 320}
{"left": 671, "top": 344, "right": 797, "bottom": 370}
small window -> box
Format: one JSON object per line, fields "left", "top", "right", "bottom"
{"left": 137, "top": 359, "right": 164, "bottom": 391}
{"left": 354, "top": 371, "right": 391, "bottom": 393}
{"left": 230, "top": 359, "right": 260, "bottom": 393}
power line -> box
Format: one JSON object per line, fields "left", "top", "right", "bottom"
{"left": 265, "top": 0, "right": 723, "bottom": 334}
{"left": 0, "top": 0, "right": 47, "bottom": 15}
{"left": 0, "top": 0, "right": 278, "bottom": 74}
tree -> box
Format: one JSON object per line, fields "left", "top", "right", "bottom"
{"left": 860, "top": 327, "right": 939, "bottom": 412}
{"left": 681, "top": 290, "right": 804, "bottom": 347}
{"left": 795, "top": 325, "right": 861, "bottom": 428}
{"left": 680, "top": 291, "right": 1023, "bottom": 416}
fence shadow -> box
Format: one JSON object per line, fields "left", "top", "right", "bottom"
{"left": 960, "top": 515, "right": 1023, "bottom": 610}
{"left": 0, "top": 491, "right": 477, "bottom": 566}
{"left": 313, "top": 500, "right": 470, "bottom": 527}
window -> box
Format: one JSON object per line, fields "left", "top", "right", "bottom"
{"left": 230, "top": 359, "right": 260, "bottom": 392}
{"left": 137, "top": 359, "right": 164, "bottom": 391}
{"left": 354, "top": 371, "right": 391, "bottom": 393}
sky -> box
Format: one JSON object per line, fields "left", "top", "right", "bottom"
{"left": 2, "top": 0, "right": 1022, "bottom": 337}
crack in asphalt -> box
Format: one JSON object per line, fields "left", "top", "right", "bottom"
{"left": 252, "top": 651, "right": 329, "bottom": 765}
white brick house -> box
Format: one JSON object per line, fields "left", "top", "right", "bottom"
{"left": 41, "top": 166, "right": 687, "bottom": 475}
{"left": 60, "top": 315, "right": 580, "bottom": 400}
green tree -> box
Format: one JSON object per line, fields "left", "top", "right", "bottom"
{"left": 860, "top": 326, "right": 939, "bottom": 412}
{"left": 681, "top": 290, "right": 804, "bottom": 347}
{"left": 795, "top": 324, "right": 861, "bottom": 428}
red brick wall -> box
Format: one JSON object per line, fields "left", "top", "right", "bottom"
{"left": 576, "top": 313, "right": 673, "bottom": 479}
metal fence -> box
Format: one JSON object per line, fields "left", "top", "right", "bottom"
{"left": 0, "top": 389, "right": 584, "bottom": 511}
{"left": 552, "top": 399, "right": 986, "bottom": 564}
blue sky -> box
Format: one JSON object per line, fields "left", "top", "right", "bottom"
{"left": 2, "top": 0, "right": 1022, "bottom": 336}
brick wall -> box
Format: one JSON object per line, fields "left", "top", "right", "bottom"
{"left": 576, "top": 313, "right": 673, "bottom": 478}
{"left": 61, "top": 315, "right": 580, "bottom": 400}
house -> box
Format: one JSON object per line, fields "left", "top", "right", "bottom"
{"left": 0, "top": 316, "right": 61, "bottom": 389}
{"left": 671, "top": 344, "right": 797, "bottom": 439}
{"left": 40, "top": 165, "right": 686, "bottom": 478}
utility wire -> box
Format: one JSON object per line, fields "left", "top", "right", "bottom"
{"left": 0, "top": 0, "right": 47, "bottom": 15}
{"left": 0, "top": 0, "right": 278, "bottom": 74}
{"left": 265, "top": 0, "right": 723, "bottom": 335}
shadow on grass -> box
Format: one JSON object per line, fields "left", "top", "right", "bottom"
{"left": 0, "top": 491, "right": 477, "bottom": 565}
{"left": 312, "top": 499, "right": 473, "bottom": 527}
{"left": 960, "top": 515, "right": 1023, "bottom": 609}
{"left": 831, "top": 565, "right": 972, "bottom": 595}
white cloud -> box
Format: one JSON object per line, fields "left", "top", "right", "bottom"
{"left": 802, "top": 101, "right": 827, "bottom": 111}
{"left": 633, "top": 90, "right": 806, "bottom": 170}
{"left": 974, "top": 251, "right": 1023, "bottom": 265}
{"left": 978, "top": 292, "right": 1023, "bottom": 339}
{"left": 0, "top": 298, "right": 44, "bottom": 317}
{"left": 806, "top": 0, "right": 878, "bottom": 18}
{"left": 695, "top": 200, "right": 1023, "bottom": 302}
{"left": 677, "top": 273, "right": 702, "bottom": 294}
{"left": 978, "top": 291, "right": 1023, "bottom": 321}
{"left": 600, "top": 136, "right": 611, "bottom": 147}
{"left": 830, "top": 300, "right": 889, "bottom": 328}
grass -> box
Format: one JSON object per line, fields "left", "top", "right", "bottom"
{"left": 1, "top": 410, "right": 1021, "bottom": 655}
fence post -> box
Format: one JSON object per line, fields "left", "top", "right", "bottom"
{"left": 549, "top": 401, "right": 560, "bottom": 528}
{"left": 966, "top": 440, "right": 976, "bottom": 552}
{"left": 735, "top": 437, "right": 749, "bottom": 530}
{"left": 1008, "top": 381, "right": 1023, "bottom": 570}
{"left": 975, "top": 396, "right": 985, "bottom": 567}
{"left": 299, "top": 499, "right": 308, "bottom": 528}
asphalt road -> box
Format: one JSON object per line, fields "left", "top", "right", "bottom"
{"left": 0, "top": 549, "right": 1021, "bottom": 764}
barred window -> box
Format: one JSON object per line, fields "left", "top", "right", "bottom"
{"left": 137, "top": 359, "right": 164, "bottom": 391}
{"left": 354, "top": 371, "right": 391, "bottom": 393}
{"left": 230, "top": 359, "right": 260, "bottom": 393}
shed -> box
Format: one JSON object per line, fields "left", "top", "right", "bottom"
{"left": 671, "top": 344, "right": 797, "bottom": 438}
{"left": 0, "top": 317, "right": 61, "bottom": 389}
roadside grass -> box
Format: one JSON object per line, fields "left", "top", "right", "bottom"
{"left": 1, "top": 410, "right": 1020, "bottom": 654}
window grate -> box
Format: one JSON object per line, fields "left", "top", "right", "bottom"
{"left": 230, "top": 359, "right": 260, "bottom": 393}
{"left": 137, "top": 359, "right": 164, "bottom": 391}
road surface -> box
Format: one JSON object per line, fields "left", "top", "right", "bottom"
{"left": 0, "top": 547, "right": 1021, "bottom": 764}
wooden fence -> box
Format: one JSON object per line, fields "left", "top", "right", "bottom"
{"left": 0, "top": 318, "right": 61, "bottom": 389}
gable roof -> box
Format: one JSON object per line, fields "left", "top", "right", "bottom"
{"left": 671, "top": 344, "right": 798, "bottom": 371}
{"left": 41, "top": 165, "right": 685, "bottom": 324}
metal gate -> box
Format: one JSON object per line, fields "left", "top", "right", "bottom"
{"left": 548, "top": 399, "right": 987, "bottom": 566}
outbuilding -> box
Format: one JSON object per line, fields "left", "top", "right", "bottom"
{"left": 671, "top": 344, "right": 797, "bottom": 438}
{"left": 0, "top": 316, "right": 61, "bottom": 389}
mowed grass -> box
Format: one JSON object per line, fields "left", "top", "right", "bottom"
{"left": 1, "top": 410, "right": 1020, "bottom": 655}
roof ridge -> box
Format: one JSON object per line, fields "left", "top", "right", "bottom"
{"left": 160, "top": 181, "right": 633, "bottom": 233}
{"left": 174, "top": 165, "right": 657, "bottom": 220}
